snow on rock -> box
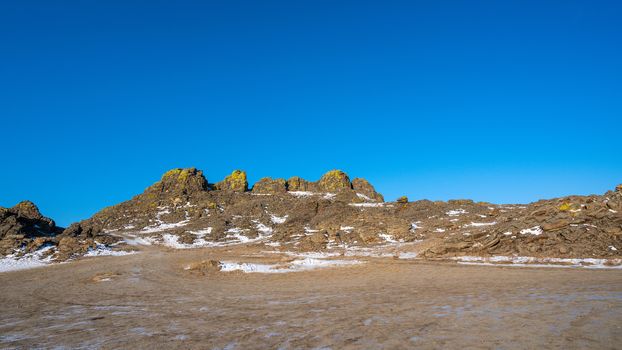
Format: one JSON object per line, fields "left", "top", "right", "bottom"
{"left": 270, "top": 214, "right": 288, "bottom": 224}
{"left": 465, "top": 221, "right": 497, "bottom": 227}
{"left": 520, "top": 226, "right": 543, "bottom": 236}
{"left": 379, "top": 233, "right": 398, "bottom": 243}
{"left": 446, "top": 209, "right": 467, "bottom": 216}
{"left": 289, "top": 191, "right": 314, "bottom": 197}
{"left": 349, "top": 203, "right": 386, "bottom": 208}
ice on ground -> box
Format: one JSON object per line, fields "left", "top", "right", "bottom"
{"left": 270, "top": 214, "right": 288, "bottom": 224}
{"left": 124, "top": 235, "right": 158, "bottom": 246}
{"left": 466, "top": 221, "right": 497, "bottom": 227}
{"left": 451, "top": 256, "right": 622, "bottom": 269}
{"left": 84, "top": 243, "right": 135, "bottom": 257}
{"left": 447, "top": 209, "right": 467, "bottom": 216}
{"left": 520, "top": 226, "right": 543, "bottom": 236}
{"left": 398, "top": 252, "right": 418, "bottom": 259}
{"left": 220, "top": 258, "right": 362, "bottom": 273}
{"left": 0, "top": 246, "right": 55, "bottom": 273}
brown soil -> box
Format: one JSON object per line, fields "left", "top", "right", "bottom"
{"left": 1, "top": 245, "right": 621, "bottom": 349}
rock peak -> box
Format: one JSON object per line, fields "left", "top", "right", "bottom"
{"left": 215, "top": 170, "right": 248, "bottom": 192}
{"left": 318, "top": 170, "right": 352, "bottom": 192}
{"left": 148, "top": 168, "right": 208, "bottom": 195}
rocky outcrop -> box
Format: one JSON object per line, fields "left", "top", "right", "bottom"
{"left": 215, "top": 170, "right": 248, "bottom": 192}
{"left": 147, "top": 168, "right": 208, "bottom": 195}
{"left": 352, "top": 178, "right": 384, "bottom": 202}
{"left": 0, "top": 201, "right": 62, "bottom": 255}
{"left": 317, "top": 170, "right": 352, "bottom": 192}
{"left": 252, "top": 177, "right": 287, "bottom": 194}
{"left": 287, "top": 176, "right": 316, "bottom": 192}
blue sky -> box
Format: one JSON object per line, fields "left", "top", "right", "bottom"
{"left": 1, "top": 1, "right": 621, "bottom": 226}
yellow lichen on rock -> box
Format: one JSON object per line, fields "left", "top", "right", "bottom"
{"left": 317, "top": 170, "right": 352, "bottom": 192}
{"left": 216, "top": 170, "right": 248, "bottom": 192}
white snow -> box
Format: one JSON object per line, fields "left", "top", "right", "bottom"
{"left": 356, "top": 193, "right": 372, "bottom": 201}
{"left": 465, "top": 221, "right": 497, "bottom": 227}
{"left": 349, "top": 203, "right": 386, "bottom": 208}
{"left": 434, "top": 228, "right": 446, "bottom": 233}
{"left": 451, "top": 256, "right": 622, "bottom": 269}
{"left": 520, "top": 226, "right": 543, "bottom": 236}
{"left": 0, "top": 246, "right": 55, "bottom": 273}
{"left": 610, "top": 246, "right": 618, "bottom": 251}
{"left": 398, "top": 252, "right": 418, "bottom": 259}
{"left": 323, "top": 193, "right": 336, "bottom": 200}
{"left": 340, "top": 226, "right": 354, "bottom": 232}
{"left": 411, "top": 221, "right": 422, "bottom": 230}
{"left": 124, "top": 235, "right": 158, "bottom": 246}
{"left": 289, "top": 191, "right": 314, "bottom": 197}
{"left": 270, "top": 214, "right": 288, "bottom": 224}
{"left": 219, "top": 258, "right": 362, "bottom": 273}
{"left": 378, "top": 233, "right": 398, "bottom": 243}
{"left": 447, "top": 209, "right": 467, "bottom": 216}
{"left": 84, "top": 243, "right": 135, "bottom": 257}
{"left": 503, "top": 231, "right": 513, "bottom": 236}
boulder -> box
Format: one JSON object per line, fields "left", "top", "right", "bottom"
{"left": 252, "top": 177, "right": 287, "bottom": 194}
{"left": 215, "top": 170, "right": 248, "bottom": 192}
{"left": 147, "top": 168, "right": 208, "bottom": 195}
{"left": 352, "top": 178, "right": 384, "bottom": 202}
{"left": 396, "top": 196, "right": 408, "bottom": 204}
{"left": 287, "top": 176, "right": 316, "bottom": 192}
{"left": 317, "top": 170, "right": 352, "bottom": 192}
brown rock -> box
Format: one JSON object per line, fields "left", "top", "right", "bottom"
{"left": 317, "top": 170, "right": 352, "bottom": 192}
{"left": 252, "top": 177, "right": 287, "bottom": 194}
{"left": 215, "top": 170, "right": 248, "bottom": 192}
{"left": 352, "top": 178, "right": 384, "bottom": 202}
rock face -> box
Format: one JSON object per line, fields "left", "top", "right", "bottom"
{"left": 317, "top": 170, "right": 352, "bottom": 192}
{"left": 0, "top": 201, "right": 62, "bottom": 255}
{"left": 252, "top": 177, "right": 287, "bottom": 194}
{"left": 147, "top": 168, "right": 208, "bottom": 195}
{"left": 3, "top": 167, "right": 620, "bottom": 264}
{"left": 287, "top": 176, "right": 316, "bottom": 192}
{"left": 352, "top": 178, "right": 384, "bottom": 202}
{"left": 215, "top": 170, "right": 248, "bottom": 192}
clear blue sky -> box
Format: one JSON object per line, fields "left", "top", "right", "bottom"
{"left": 1, "top": 1, "right": 620, "bottom": 226}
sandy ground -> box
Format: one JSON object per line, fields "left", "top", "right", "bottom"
{"left": 1, "top": 246, "right": 621, "bottom": 349}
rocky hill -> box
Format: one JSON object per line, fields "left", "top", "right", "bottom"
{"left": 1, "top": 168, "right": 620, "bottom": 263}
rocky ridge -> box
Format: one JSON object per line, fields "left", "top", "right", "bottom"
{"left": 1, "top": 167, "right": 620, "bottom": 264}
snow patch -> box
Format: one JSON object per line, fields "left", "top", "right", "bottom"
{"left": 0, "top": 246, "right": 55, "bottom": 273}
{"left": 520, "top": 226, "right": 543, "bottom": 236}
{"left": 270, "top": 214, "right": 288, "bottom": 224}
{"left": 447, "top": 209, "right": 467, "bottom": 216}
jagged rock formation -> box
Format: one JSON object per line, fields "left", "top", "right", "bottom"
{"left": 1, "top": 167, "right": 620, "bottom": 264}
{"left": 0, "top": 201, "right": 120, "bottom": 260}
{"left": 252, "top": 177, "right": 287, "bottom": 194}
{"left": 214, "top": 170, "right": 248, "bottom": 192}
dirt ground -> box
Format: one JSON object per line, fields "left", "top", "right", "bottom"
{"left": 1, "top": 246, "right": 621, "bottom": 349}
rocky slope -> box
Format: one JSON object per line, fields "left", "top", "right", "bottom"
{"left": 0, "top": 201, "right": 120, "bottom": 261}
{"left": 1, "top": 168, "right": 620, "bottom": 263}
